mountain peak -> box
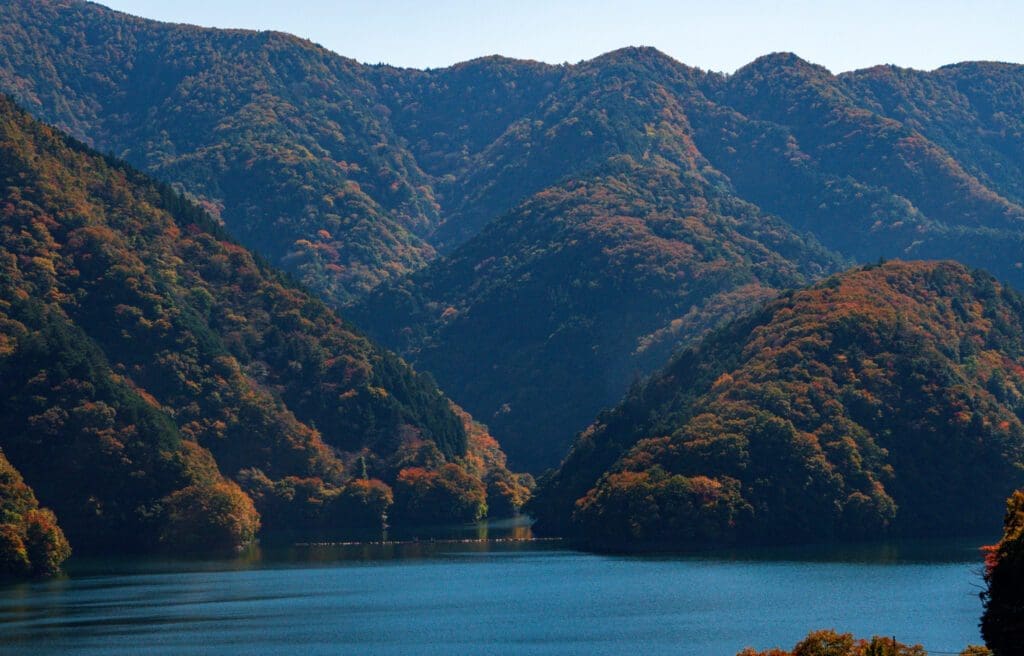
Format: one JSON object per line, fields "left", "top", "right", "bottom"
{"left": 734, "top": 51, "right": 830, "bottom": 78}
{"left": 588, "top": 45, "right": 688, "bottom": 71}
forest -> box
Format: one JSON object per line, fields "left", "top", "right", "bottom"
{"left": 0, "top": 93, "right": 528, "bottom": 578}
{"left": 530, "top": 262, "right": 1024, "bottom": 548}
{"left": 2, "top": 0, "right": 1024, "bottom": 473}
{"left": 0, "top": 2, "right": 1021, "bottom": 654}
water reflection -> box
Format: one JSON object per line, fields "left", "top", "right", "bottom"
{"left": 0, "top": 521, "right": 992, "bottom": 656}
{"left": 621, "top": 535, "right": 995, "bottom": 566}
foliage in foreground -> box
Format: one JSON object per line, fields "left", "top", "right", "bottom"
{"left": 738, "top": 629, "right": 990, "bottom": 656}
{"left": 981, "top": 490, "right": 1024, "bottom": 655}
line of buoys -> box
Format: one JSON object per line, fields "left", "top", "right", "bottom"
{"left": 293, "top": 537, "right": 564, "bottom": 547}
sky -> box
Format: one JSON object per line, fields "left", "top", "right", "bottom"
{"left": 97, "top": 0, "right": 1024, "bottom": 74}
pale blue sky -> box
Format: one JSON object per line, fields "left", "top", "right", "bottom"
{"left": 97, "top": 0, "right": 1023, "bottom": 73}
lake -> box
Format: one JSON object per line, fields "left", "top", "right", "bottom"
{"left": 0, "top": 523, "right": 991, "bottom": 655}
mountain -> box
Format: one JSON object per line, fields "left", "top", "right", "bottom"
{"left": 690, "top": 53, "right": 1024, "bottom": 271}
{"left": 530, "top": 261, "right": 1024, "bottom": 548}
{"left": 3, "top": 1, "right": 1024, "bottom": 472}
{"left": 351, "top": 48, "right": 1024, "bottom": 470}
{"left": 350, "top": 48, "right": 851, "bottom": 470}
{"left": 0, "top": 93, "right": 526, "bottom": 561}
{"left": 0, "top": 0, "right": 445, "bottom": 305}
{"left": 841, "top": 61, "right": 1024, "bottom": 206}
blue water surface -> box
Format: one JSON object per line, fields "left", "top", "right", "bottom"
{"left": 0, "top": 530, "right": 990, "bottom": 655}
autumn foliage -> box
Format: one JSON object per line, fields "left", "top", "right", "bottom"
{"left": 0, "top": 93, "right": 526, "bottom": 568}
{"left": 3, "top": 3, "right": 1024, "bottom": 479}
{"left": 0, "top": 451, "right": 70, "bottom": 578}
{"left": 736, "top": 628, "right": 989, "bottom": 656}
{"left": 392, "top": 464, "right": 488, "bottom": 525}
{"left": 533, "top": 261, "right": 1024, "bottom": 548}
{"left": 981, "top": 490, "right": 1024, "bottom": 655}
{"left": 160, "top": 481, "right": 260, "bottom": 554}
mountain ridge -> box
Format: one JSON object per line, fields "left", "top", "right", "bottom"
{"left": 4, "top": 0, "right": 1024, "bottom": 473}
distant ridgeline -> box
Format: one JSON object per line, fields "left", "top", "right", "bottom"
{"left": 0, "top": 94, "right": 530, "bottom": 577}
{"left": 530, "top": 262, "right": 1024, "bottom": 549}
{"left": 3, "top": 1, "right": 1024, "bottom": 473}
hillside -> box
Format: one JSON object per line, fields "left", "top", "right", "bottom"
{"left": 357, "top": 50, "right": 1024, "bottom": 469}
{"left": 0, "top": 94, "right": 525, "bottom": 560}
{"left": 350, "top": 144, "right": 841, "bottom": 469}
{"left": 690, "top": 53, "right": 1024, "bottom": 270}
{"left": 530, "top": 261, "right": 1024, "bottom": 548}
{"left": 0, "top": 0, "right": 444, "bottom": 305}
{"left": 4, "top": 1, "right": 1024, "bottom": 472}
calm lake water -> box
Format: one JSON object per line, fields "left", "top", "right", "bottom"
{"left": 0, "top": 522, "right": 991, "bottom": 656}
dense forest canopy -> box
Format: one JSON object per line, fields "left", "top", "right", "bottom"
{"left": 3, "top": 1, "right": 1024, "bottom": 471}
{"left": 0, "top": 93, "right": 528, "bottom": 566}
{"left": 530, "top": 261, "right": 1024, "bottom": 549}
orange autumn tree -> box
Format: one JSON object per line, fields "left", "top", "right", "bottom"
{"left": 392, "top": 464, "right": 487, "bottom": 525}
{"left": 737, "top": 628, "right": 988, "bottom": 655}
{"left": 0, "top": 451, "right": 70, "bottom": 578}
{"left": 981, "top": 490, "right": 1024, "bottom": 654}
{"left": 160, "top": 481, "right": 260, "bottom": 554}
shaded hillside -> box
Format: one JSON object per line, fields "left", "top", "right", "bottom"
{"left": 351, "top": 156, "right": 841, "bottom": 469}
{"left": 689, "top": 53, "right": 1024, "bottom": 271}
{"left": 4, "top": 1, "right": 1024, "bottom": 473}
{"left": 841, "top": 61, "right": 1024, "bottom": 205}
{"left": 531, "top": 261, "right": 1024, "bottom": 548}
{"left": 356, "top": 49, "right": 1024, "bottom": 470}
{"left": 0, "top": 94, "right": 524, "bottom": 555}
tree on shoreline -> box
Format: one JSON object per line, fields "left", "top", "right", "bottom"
{"left": 981, "top": 490, "right": 1024, "bottom": 655}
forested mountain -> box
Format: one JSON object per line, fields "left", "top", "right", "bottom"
{"left": 530, "top": 261, "right": 1024, "bottom": 549}
{"left": 0, "top": 94, "right": 526, "bottom": 563}
{"left": 691, "top": 53, "right": 1024, "bottom": 270}
{"left": 0, "top": 0, "right": 444, "bottom": 305}
{"left": 349, "top": 139, "right": 841, "bottom": 469}
{"left": 3, "top": 0, "right": 1024, "bottom": 471}
{"left": 352, "top": 49, "right": 1024, "bottom": 469}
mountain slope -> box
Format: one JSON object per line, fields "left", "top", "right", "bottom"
{"left": 0, "top": 94, "right": 524, "bottom": 555}
{"left": 353, "top": 51, "right": 1024, "bottom": 470}
{"left": 5, "top": 2, "right": 1024, "bottom": 475}
{"left": 0, "top": 0, "right": 443, "bottom": 304}
{"left": 841, "top": 61, "right": 1024, "bottom": 205}
{"left": 689, "top": 53, "right": 1024, "bottom": 269}
{"left": 530, "top": 261, "right": 1024, "bottom": 548}
{"left": 351, "top": 152, "right": 841, "bottom": 470}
